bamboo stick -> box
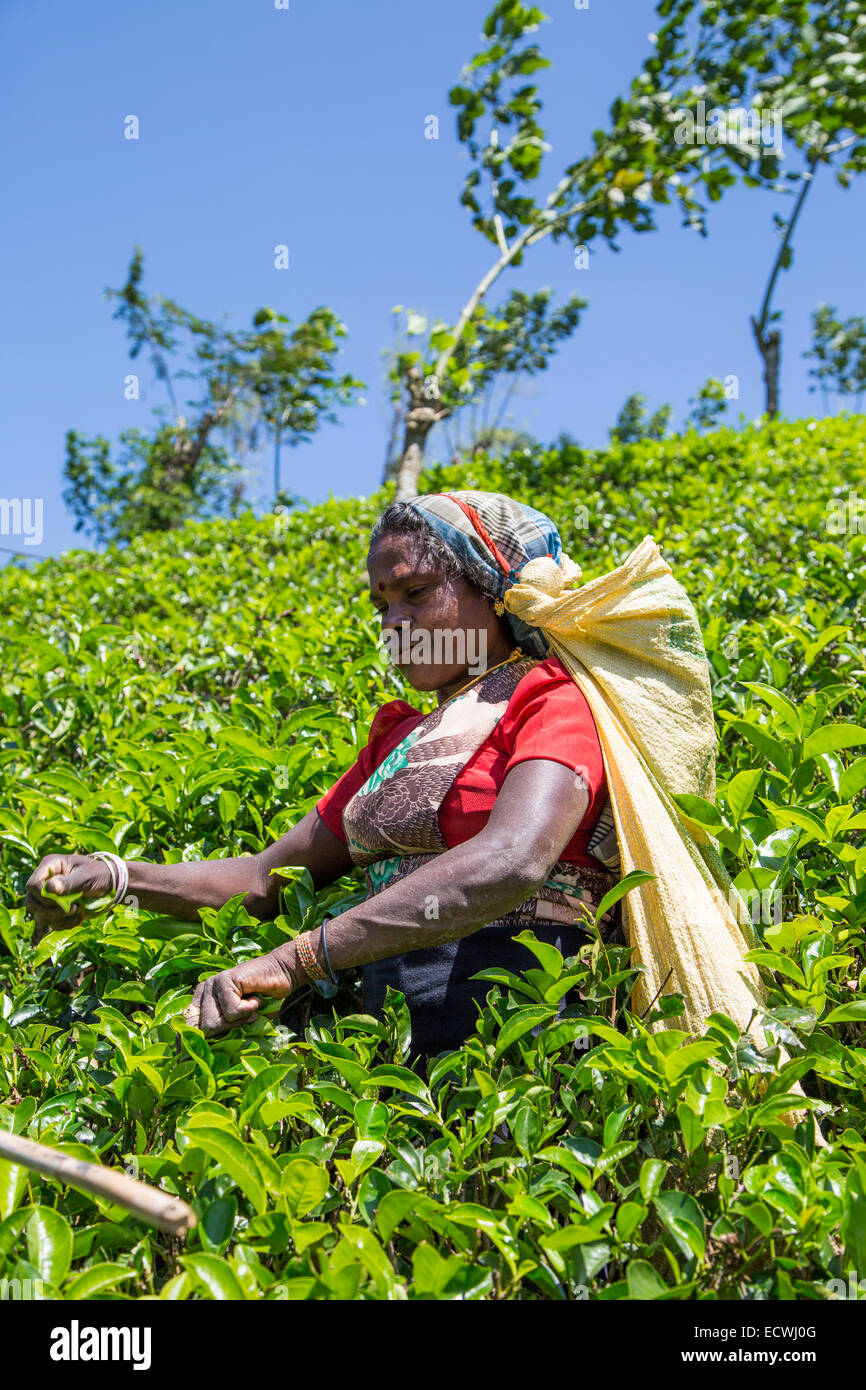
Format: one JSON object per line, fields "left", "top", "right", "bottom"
{"left": 0, "top": 1129, "right": 197, "bottom": 1236}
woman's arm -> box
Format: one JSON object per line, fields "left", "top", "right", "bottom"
{"left": 318, "top": 759, "right": 590, "bottom": 965}
{"left": 186, "top": 759, "right": 591, "bottom": 1034}
{"left": 24, "top": 807, "right": 354, "bottom": 929}
{"left": 127, "top": 809, "right": 354, "bottom": 919}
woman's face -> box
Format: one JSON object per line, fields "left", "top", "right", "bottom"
{"left": 367, "top": 532, "right": 514, "bottom": 698}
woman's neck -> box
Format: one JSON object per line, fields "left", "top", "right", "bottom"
{"left": 435, "top": 641, "right": 521, "bottom": 706}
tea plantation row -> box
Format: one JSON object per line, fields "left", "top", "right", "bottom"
{"left": 1, "top": 416, "right": 865, "bottom": 1300}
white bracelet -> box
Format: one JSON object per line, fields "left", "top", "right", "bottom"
{"left": 90, "top": 852, "right": 130, "bottom": 907}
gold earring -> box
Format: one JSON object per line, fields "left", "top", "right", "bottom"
{"left": 494, "top": 599, "right": 505, "bottom": 616}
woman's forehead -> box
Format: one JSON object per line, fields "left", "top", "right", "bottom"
{"left": 367, "top": 535, "right": 441, "bottom": 582}
{"left": 367, "top": 555, "right": 440, "bottom": 588}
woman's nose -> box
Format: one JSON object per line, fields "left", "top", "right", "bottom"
{"left": 382, "top": 603, "right": 412, "bottom": 631}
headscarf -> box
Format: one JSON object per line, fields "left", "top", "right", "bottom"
{"left": 409, "top": 490, "right": 567, "bottom": 658}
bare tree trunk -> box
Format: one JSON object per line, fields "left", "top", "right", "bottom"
{"left": 392, "top": 368, "right": 449, "bottom": 501}
{"left": 273, "top": 424, "right": 282, "bottom": 501}
{"left": 161, "top": 412, "right": 218, "bottom": 509}
{"left": 751, "top": 319, "right": 781, "bottom": 418}
{"left": 162, "top": 385, "right": 242, "bottom": 508}
{"left": 381, "top": 403, "right": 402, "bottom": 485}
{"left": 394, "top": 432, "right": 428, "bottom": 502}
{"left": 750, "top": 149, "right": 822, "bottom": 419}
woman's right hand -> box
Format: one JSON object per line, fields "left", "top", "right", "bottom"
{"left": 24, "top": 854, "right": 115, "bottom": 931}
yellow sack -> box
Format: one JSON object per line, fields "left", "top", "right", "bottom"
{"left": 504, "top": 535, "right": 767, "bottom": 1041}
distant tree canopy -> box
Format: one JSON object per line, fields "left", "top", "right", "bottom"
{"left": 63, "top": 251, "right": 362, "bottom": 545}
{"left": 660, "top": 0, "right": 866, "bottom": 417}
{"left": 63, "top": 1, "right": 866, "bottom": 536}
{"left": 687, "top": 379, "right": 729, "bottom": 434}
{"left": 388, "top": 0, "right": 866, "bottom": 497}
{"left": 804, "top": 303, "right": 866, "bottom": 414}
{"left": 610, "top": 393, "right": 673, "bottom": 445}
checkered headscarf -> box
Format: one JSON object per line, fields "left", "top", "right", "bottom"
{"left": 409, "top": 491, "right": 562, "bottom": 658}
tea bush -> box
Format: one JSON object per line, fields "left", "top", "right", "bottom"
{"left": 1, "top": 416, "right": 866, "bottom": 1300}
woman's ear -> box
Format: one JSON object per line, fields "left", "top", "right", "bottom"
{"left": 487, "top": 594, "right": 514, "bottom": 646}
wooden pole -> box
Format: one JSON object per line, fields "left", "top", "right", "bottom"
{"left": 0, "top": 1129, "right": 197, "bottom": 1236}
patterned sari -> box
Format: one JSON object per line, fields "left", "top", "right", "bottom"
{"left": 341, "top": 654, "right": 621, "bottom": 1060}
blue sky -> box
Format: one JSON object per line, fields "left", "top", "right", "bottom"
{"left": 1, "top": 0, "right": 864, "bottom": 559}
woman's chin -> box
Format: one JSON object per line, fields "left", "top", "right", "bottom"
{"left": 400, "top": 666, "right": 449, "bottom": 692}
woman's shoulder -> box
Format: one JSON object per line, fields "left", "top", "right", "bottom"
{"left": 496, "top": 655, "right": 604, "bottom": 778}
{"left": 367, "top": 698, "right": 422, "bottom": 746}
{"left": 501, "top": 653, "right": 597, "bottom": 732}
{"left": 513, "top": 654, "right": 587, "bottom": 700}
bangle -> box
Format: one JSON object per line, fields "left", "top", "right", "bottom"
{"left": 320, "top": 917, "right": 339, "bottom": 987}
{"left": 89, "top": 852, "right": 130, "bottom": 907}
{"left": 295, "top": 930, "right": 327, "bottom": 982}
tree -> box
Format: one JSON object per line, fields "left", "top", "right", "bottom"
{"left": 687, "top": 378, "right": 728, "bottom": 432}
{"left": 389, "top": 0, "right": 819, "bottom": 499}
{"left": 248, "top": 306, "right": 363, "bottom": 502}
{"left": 381, "top": 288, "right": 584, "bottom": 477}
{"left": 655, "top": 0, "right": 866, "bottom": 417}
{"left": 610, "top": 393, "right": 673, "bottom": 445}
{"left": 63, "top": 251, "right": 362, "bottom": 543}
{"left": 804, "top": 303, "right": 866, "bottom": 414}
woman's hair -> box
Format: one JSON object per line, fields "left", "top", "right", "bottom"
{"left": 369, "top": 501, "right": 494, "bottom": 599}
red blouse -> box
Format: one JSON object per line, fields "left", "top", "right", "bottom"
{"left": 316, "top": 657, "right": 609, "bottom": 870}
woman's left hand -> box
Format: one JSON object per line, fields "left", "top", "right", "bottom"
{"left": 184, "top": 946, "right": 299, "bottom": 1036}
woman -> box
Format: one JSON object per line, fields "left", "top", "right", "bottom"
{"left": 26, "top": 491, "right": 622, "bottom": 1061}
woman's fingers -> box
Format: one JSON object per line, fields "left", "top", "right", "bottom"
{"left": 25, "top": 854, "right": 114, "bottom": 927}
{"left": 182, "top": 956, "right": 294, "bottom": 1037}
{"left": 184, "top": 982, "right": 205, "bottom": 1030}
{"left": 185, "top": 974, "right": 256, "bottom": 1037}
{"left": 197, "top": 980, "right": 228, "bottom": 1036}
{"left": 213, "top": 972, "right": 260, "bottom": 1025}
{"left": 44, "top": 860, "right": 111, "bottom": 898}
{"left": 25, "top": 856, "right": 69, "bottom": 922}
{"left": 26, "top": 855, "right": 62, "bottom": 894}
